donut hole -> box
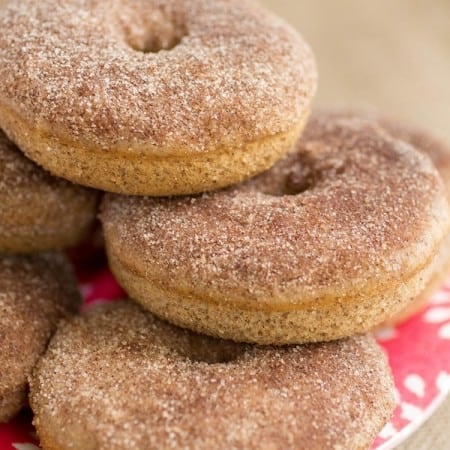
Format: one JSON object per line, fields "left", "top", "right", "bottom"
{"left": 259, "top": 155, "right": 346, "bottom": 196}
{"left": 259, "top": 169, "right": 319, "bottom": 196}
{"left": 179, "top": 345, "right": 245, "bottom": 364}
{"left": 119, "top": 3, "right": 187, "bottom": 53}
{"left": 282, "top": 171, "right": 317, "bottom": 195}
{"left": 126, "top": 28, "right": 186, "bottom": 53}
{"left": 168, "top": 333, "right": 246, "bottom": 364}
{"left": 281, "top": 163, "right": 346, "bottom": 195}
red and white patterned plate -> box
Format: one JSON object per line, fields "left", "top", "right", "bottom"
{"left": 372, "top": 282, "right": 450, "bottom": 449}
{"left": 1, "top": 254, "right": 450, "bottom": 450}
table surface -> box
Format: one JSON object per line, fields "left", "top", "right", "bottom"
{"left": 397, "top": 396, "right": 450, "bottom": 449}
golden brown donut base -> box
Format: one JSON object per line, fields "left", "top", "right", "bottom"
{"left": 0, "top": 103, "right": 308, "bottom": 196}
{"left": 108, "top": 245, "right": 436, "bottom": 344}
{"left": 30, "top": 301, "right": 395, "bottom": 450}
{"left": 383, "top": 234, "right": 450, "bottom": 326}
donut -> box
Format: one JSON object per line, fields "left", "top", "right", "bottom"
{"left": 30, "top": 300, "right": 395, "bottom": 450}
{"left": 100, "top": 113, "right": 450, "bottom": 344}
{"left": 0, "top": 253, "right": 81, "bottom": 422}
{"left": 319, "top": 109, "right": 450, "bottom": 324}
{"left": 0, "top": 130, "right": 99, "bottom": 253}
{"left": 0, "top": 0, "right": 317, "bottom": 196}
{"left": 379, "top": 119, "right": 450, "bottom": 321}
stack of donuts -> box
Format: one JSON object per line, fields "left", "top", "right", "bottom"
{"left": 0, "top": 1, "right": 449, "bottom": 449}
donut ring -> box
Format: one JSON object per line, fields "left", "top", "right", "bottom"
{"left": 30, "top": 301, "right": 395, "bottom": 450}
{"left": 0, "top": 253, "right": 81, "bottom": 422}
{"left": 374, "top": 116, "right": 450, "bottom": 323}
{"left": 320, "top": 109, "right": 450, "bottom": 324}
{"left": 101, "top": 113, "right": 450, "bottom": 344}
{"left": 0, "top": 130, "right": 99, "bottom": 253}
{"left": 0, "top": 0, "right": 317, "bottom": 196}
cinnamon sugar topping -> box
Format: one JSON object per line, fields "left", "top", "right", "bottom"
{"left": 0, "top": 0, "right": 317, "bottom": 151}
{"left": 0, "top": 130, "right": 98, "bottom": 244}
{"left": 30, "top": 301, "right": 395, "bottom": 450}
{"left": 0, "top": 253, "right": 81, "bottom": 421}
{"left": 101, "top": 114, "right": 449, "bottom": 304}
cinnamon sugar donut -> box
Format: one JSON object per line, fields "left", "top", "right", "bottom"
{"left": 0, "top": 253, "right": 81, "bottom": 422}
{"left": 0, "top": 0, "right": 317, "bottom": 196}
{"left": 321, "top": 109, "right": 450, "bottom": 324}
{"left": 380, "top": 119, "right": 450, "bottom": 322}
{"left": 101, "top": 113, "right": 450, "bottom": 344}
{"left": 30, "top": 301, "right": 395, "bottom": 450}
{"left": 0, "top": 130, "right": 98, "bottom": 253}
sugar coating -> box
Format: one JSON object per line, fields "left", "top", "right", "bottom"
{"left": 400, "top": 127, "right": 450, "bottom": 190}
{"left": 0, "top": 130, "right": 98, "bottom": 252}
{"left": 0, "top": 130, "right": 98, "bottom": 239}
{"left": 326, "top": 109, "right": 450, "bottom": 325}
{"left": 101, "top": 114, "right": 449, "bottom": 305}
{"left": 0, "top": 0, "right": 317, "bottom": 152}
{"left": 377, "top": 120, "right": 450, "bottom": 186}
{"left": 30, "top": 301, "right": 395, "bottom": 450}
{"left": 325, "top": 108, "right": 450, "bottom": 196}
{"left": 0, "top": 253, "right": 81, "bottom": 422}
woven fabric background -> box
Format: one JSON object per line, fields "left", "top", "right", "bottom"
{"left": 261, "top": 0, "right": 450, "bottom": 142}
{"left": 398, "top": 398, "right": 450, "bottom": 449}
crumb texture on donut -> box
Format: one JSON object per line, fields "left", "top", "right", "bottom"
{"left": 30, "top": 301, "right": 395, "bottom": 450}
{"left": 0, "top": 253, "right": 81, "bottom": 422}
{"left": 0, "top": 130, "right": 98, "bottom": 252}
{"left": 101, "top": 113, "right": 450, "bottom": 343}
